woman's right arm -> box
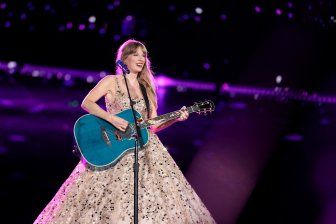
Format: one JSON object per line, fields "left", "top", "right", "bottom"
{"left": 81, "top": 75, "right": 128, "bottom": 131}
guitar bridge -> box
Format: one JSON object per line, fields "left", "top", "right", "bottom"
{"left": 100, "top": 127, "right": 111, "bottom": 145}
{"left": 114, "top": 130, "right": 122, "bottom": 141}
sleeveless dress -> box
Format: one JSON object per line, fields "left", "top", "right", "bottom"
{"left": 34, "top": 77, "right": 216, "bottom": 224}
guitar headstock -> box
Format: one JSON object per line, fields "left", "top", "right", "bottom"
{"left": 193, "top": 100, "right": 215, "bottom": 115}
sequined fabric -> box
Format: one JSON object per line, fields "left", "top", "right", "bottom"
{"left": 34, "top": 77, "right": 216, "bottom": 224}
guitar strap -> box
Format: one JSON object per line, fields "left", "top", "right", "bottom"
{"left": 139, "top": 83, "right": 150, "bottom": 119}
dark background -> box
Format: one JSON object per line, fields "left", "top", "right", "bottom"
{"left": 1, "top": 0, "right": 336, "bottom": 223}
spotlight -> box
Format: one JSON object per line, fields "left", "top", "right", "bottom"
{"left": 86, "top": 76, "right": 94, "bottom": 83}
{"left": 89, "top": 16, "right": 96, "bottom": 23}
{"left": 64, "top": 74, "right": 71, "bottom": 81}
{"left": 275, "top": 8, "right": 283, "bottom": 16}
{"left": 7, "top": 61, "right": 19, "bottom": 74}
{"left": 78, "top": 24, "right": 86, "bottom": 31}
{"left": 32, "top": 70, "right": 40, "bottom": 77}
{"left": 195, "top": 7, "right": 203, "bottom": 15}
{"left": 99, "top": 71, "right": 107, "bottom": 78}
{"left": 7, "top": 61, "right": 17, "bottom": 70}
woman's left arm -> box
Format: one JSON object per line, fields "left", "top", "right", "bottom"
{"left": 150, "top": 106, "right": 189, "bottom": 133}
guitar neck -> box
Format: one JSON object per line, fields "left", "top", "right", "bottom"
{"left": 139, "top": 106, "right": 196, "bottom": 129}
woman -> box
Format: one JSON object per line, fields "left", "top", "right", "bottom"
{"left": 34, "top": 39, "right": 216, "bottom": 223}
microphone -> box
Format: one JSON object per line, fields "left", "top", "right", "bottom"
{"left": 116, "top": 60, "right": 130, "bottom": 74}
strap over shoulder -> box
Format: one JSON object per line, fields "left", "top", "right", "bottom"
{"left": 139, "top": 83, "right": 150, "bottom": 119}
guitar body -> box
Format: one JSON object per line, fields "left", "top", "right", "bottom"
{"left": 74, "top": 109, "right": 149, "bottom": 168}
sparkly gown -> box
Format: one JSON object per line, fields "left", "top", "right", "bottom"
{"left": 34, "top": 79, "right": 216, "bottom": 224}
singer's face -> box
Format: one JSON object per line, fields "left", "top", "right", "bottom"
{"left": 125, "top": 47, "right": 146, "bottom": 74}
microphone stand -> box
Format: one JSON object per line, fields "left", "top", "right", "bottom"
{"left": 122, "top": 71, "right": 142, "bottom": 224}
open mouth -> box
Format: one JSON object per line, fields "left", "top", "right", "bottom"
{"left": 136, "top": 63, "right": 144, "bottom": 68}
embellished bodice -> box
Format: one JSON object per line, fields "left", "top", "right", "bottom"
{"left": 105, "top": 76, "right": 148, "bottom": 120}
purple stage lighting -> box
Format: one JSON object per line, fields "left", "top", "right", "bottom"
{"left": 89, "top": 23, "right": 95, "bottom": 30}
{"left": 0, "top": 2, "right": 6, "bottom": 10}
{"left": 27, "top": 2, "right": 35, "bottom": 11}
{"left": 113, "top": 34, "right": 121, "bottom": 41}
{"left": 106, "top": 3, "right": 114, "bottom": 11}
{"left": 254, "top": 6, "right": 262, "bottom": 14}
{"left": 156, "top": 75, "right": 174, "bottom": 87}
{"left": 194, "top": 15, "right": 201, "bottom": 23}
{"left": 275, "top": 8, "right": 283, "bottom": 16}
{"left": 179, "top": 14, "right": 190, "bottom": 22}
{"left": 284, "top": 133, "right": 304, "bottom": 142}
{"left": 121, "top": 15, "right": 135, "bottom": 36}
{"left": 5, "top": 21, "right": 11, "bottom": 28}
{"left": 203, "top": 63, "right": 211, "bottom": 70}
{"left": 0, "top": 146, "right": 8, "bottom": 155}
{"left": 66, "top": 22, "right": 73, "bottom": 29}
{"left": 78, "top": 24, "right": 86, "bottom": 31}
{"left": 9, "top": 134, "right": 27, "bottom": 143}
{"left": 99, "top": 28, "right": 106, "bottom": 35}
{"left": 220, "top": 14, "right": 228, "bottom": 21}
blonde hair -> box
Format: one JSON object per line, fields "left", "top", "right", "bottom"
{"left": 115, "top": 39, "right": 158, "bottom": 110}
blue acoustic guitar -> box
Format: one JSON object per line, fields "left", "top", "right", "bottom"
{"left": 73, "top": 100, "right": 215, "bottom": 169}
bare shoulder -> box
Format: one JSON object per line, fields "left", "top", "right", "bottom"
{"left": 95, "top": 74, "right": 115, "bottom": 87}
{"left": 100, "top": 74, "right": 115, "bottom": 83}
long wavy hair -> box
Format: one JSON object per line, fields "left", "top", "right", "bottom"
{"left": 115, "top": 39, "right": 158, "bottom": 110}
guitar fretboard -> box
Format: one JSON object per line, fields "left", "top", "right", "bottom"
{"left": 139, "top": 106, "right": 196, "bottom": 129}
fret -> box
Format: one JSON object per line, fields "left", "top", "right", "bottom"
{"left": 139, "top": 106, "right": 196, "bottom": 129}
